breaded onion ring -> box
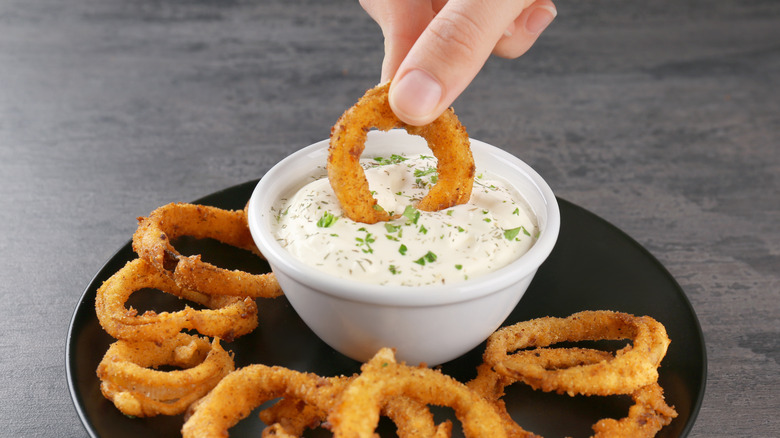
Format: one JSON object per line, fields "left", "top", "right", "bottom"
{"left": 182, "top": 366, "right": 348, "bottom": 437}
{"left": 97, "top": 334, "right": 234, "bottom": 417}
{"left": 328, "top": 82, "right": 475, "bottom": 224}
{"left": 484, "top": 311, "right": 671, "bottom": 396}
{"left": 182, "top": 363, "right": 450, "bottom": 438}
{"left": 95, "top": 258, "right": 258, "bottom": 342}
{"left": 328, "top": 348, "right": 509, "bottom": 438}
{"left": 132, "top": 202, "right": 282, "bottom": 298}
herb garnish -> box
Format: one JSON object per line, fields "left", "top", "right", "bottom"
{"left": 503, "top": 226, "right": 531, "bottom": 241}
{"left": 402, "top": 205, "right": 420, "bottom": 225}
{"left": 355, "top": 227, "right": 376, "bottom": 253}
{"left": 316, "top": 211, "right": 338, "bottom": 228}
{"left": 413, "top": 251, "right": 438, "bottom": 266}
{"left": 374, "top": 154, "right": 408, "bottom": 165}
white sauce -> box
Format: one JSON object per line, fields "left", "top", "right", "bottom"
{"left": 273, "top": 154, "right": 538, "bottom": 286}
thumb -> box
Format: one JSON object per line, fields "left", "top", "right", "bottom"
{"left": 389, "top": 0, "right": 543, "bottom": 126}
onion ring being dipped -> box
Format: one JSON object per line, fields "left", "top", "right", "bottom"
{"left": 97, "top": 333, "right": 234, "bottom": 417}
{"left": 132, "top": 202, "right": 282, "bottom": 298}
{"left": 328, "top": 82, "right": 475, "bottom": 223}
{"left": 328, "top": 348, "right": 515, "bottom": 438}
{"left": 95, "top": 258, "right": 258, "bottom": 342}
{"left": 483, "top": 311, "right": 671, "bottom": 396}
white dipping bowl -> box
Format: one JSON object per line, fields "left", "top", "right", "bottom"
{"left": 248, "top": 130, "right": 560, "bottom": 366}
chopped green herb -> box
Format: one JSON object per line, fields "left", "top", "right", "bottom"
{"left": 316, "top": 211, "right": 338, "bottom": 228}
{"left": 399, "top": 244, "right": 408, "bottom": 255}
{"left": 503, "top": 226, "right": 523, "bottom": 240}
{"left": 455, "top": 264, "right": 463, "bottom": 270}
{"left": 512, "top": 207, "right": 520, "bottom": 215}
{"left": 419, "top": 224, "right": 428, "bottom": 234}
{"left": 355, "top": 228, "right": 376, "bottom": 253}
{"left": 414, "top": 251, "right": 438, "bottom": 265}
{"left": 402, "top": 205, "right": 420, "bottom": 225}
{"left": 389, "top": 265, "right": 400, "bottom": 275}
{"left": 446, "top": 210, "right": 454, "bottom": 216}
{"left": 374, "top": 154, "right": 408, "bottom": 165}
{"left": 413, "top": 167, "right": 437, "bottom": 178}
{"left": 385, "top": 223, "right": 401, "bottom": 233}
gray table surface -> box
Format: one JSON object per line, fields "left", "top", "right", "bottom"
{"left": 2, "top": 0, "right": 778, "bottom": 436}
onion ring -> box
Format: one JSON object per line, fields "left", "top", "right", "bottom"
{"left": 97, "top": 333, "right": 234, "bottom": 417}
{"left": 95, "top": 258, "right": 258, "bottom": 342}
{"left": 182, "top": 363, "right": 450, "bottom": 438}
{"left": 132, "top": 202, "right": 282, "bottom": 298}
{"left": 182, "top": 366, "right": 347, "bottom": 437}
{"left": 328, "top": 82, "right": 475, "bottom": 224}
{"left": 328, "top": 348, "right": 510, "bottom": 438}
{"left": 483, "top": 311, "right": 671, "bottom": 396}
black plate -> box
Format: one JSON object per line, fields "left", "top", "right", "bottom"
{"left": 66, "top": 180, "right": 706, "bottom": 437}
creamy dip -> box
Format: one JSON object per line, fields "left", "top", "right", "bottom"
{"left": 273, "top": 154, "right": 538, "bottom": 286}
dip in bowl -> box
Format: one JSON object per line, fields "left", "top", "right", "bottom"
{"left": 248, "top": 130, "right": 559, "bottom": 365}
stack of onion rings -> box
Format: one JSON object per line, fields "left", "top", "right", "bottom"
{"left": 95, "top": 201, "right": 286, "bottom": 418}
{"left": 327, "top": 82, "right": 475, "bottom": 224}
{"left": 97, "top": 333, "right": 234, "bottom": 417}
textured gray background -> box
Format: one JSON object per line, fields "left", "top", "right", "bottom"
{"left": 1, "top": 0, "right": 778, "bottom": 436}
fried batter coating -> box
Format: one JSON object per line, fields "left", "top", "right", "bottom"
{"left": 328, "top": 82, "right": 475, "bottom": 224}
{"left": 133, "top": 202, "right": 282, "bottom": 298}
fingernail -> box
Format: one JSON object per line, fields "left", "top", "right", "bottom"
{"left": 524, "top": 5, "right": 557, "bottom": 35}
{"left": 390, "top": 69, "right": 442, "bottom": 122}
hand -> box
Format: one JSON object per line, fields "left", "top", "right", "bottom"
{"left": 360, "top": 0, "right": 557, "bottom": 125}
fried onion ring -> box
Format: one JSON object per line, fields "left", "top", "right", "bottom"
{"left": 182, "top": 363, "right": 450, "bottom": 438}
{"left": 97, "top": 333, "right": 234, "bottom": 417}
{"left": 95, "top": 258, "right": 258, "bottom": 342}
{"left": 181, "top": 365, "right": 354, "bottom": 437}
{"left": 328, "top": 348, "right": 511, "bottom": 438}
{"left": 328, "top": 82, "right": 475, "bottom": 224}
{"left": 484, "top": 311, "right": 671, "bottom": 396}
{"left": 132, "top": 202, "right": 282, "bottom": 298}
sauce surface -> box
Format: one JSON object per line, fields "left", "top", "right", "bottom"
{"left": 273, "top": 154, "right": 538, "bottom": 286}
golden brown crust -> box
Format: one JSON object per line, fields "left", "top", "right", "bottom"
{"left": 97, "top": 334, "right": 234, "bottom": 417}
{"left": 328, "top": 82, "right": 475, "bottom": 224}
{"left": 95, "top": 258, "right": 258, "bottom": 342}
{"left": 132, "top": 202, "right": 282, "bottom": 298}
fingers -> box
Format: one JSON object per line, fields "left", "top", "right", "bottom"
{"left": 360, "top": 0, "right": 435, "bottom": 83}
{"left": 493, "top": 0, "right": 557, "bottom": 59}
{"left": 387, "top": 0, "right": 556, "bottom": 126}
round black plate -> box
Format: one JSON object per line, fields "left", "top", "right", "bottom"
{"left": 66, "top": 180, "right": 706, "bottom": 437}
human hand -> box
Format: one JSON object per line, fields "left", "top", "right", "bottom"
{"left": 360, "top": 0, "right": 557, "bottom": 125}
